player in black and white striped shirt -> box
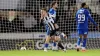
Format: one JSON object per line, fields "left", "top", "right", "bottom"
{"left": 40, "top": 8, "right": 59, "bottom": 36}
{"left": 43, "top": 14, "right": 56, "bottom": 31}
{"left": 40, "top": 8, "right": 67, "bottom": 52}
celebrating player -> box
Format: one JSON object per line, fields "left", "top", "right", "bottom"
{"left": 76, "top": 2, "right": 98, "bottom": 52}
{"left": 40, "top": 8, "right": 66, "bottom": 52}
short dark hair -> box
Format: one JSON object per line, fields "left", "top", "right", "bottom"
{"left": 41, "top": 8, "right": 47, "bottom": 12}
{"left": 51, "top": 1, "right": 57, "bottom": 7}
{"left": 81, "top": 2, "right": 86, "bottom": 8}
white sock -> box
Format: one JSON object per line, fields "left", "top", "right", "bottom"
{"left": 82, "top": 47, "right": 86, "bottom": 50}
{"left": 77, "top": 45, "right": 80, "bottom": 48}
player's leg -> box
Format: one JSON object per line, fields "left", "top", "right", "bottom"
{"left": 44, "top": 35, "right": 50, "bottom": 52}
{"left": 52, "top": 36, "right": 57, "bottom": 50}
{"left": 82, "top": 29, "right": 88, "bottom": 51}
{"left": 52, "top": 36, "right": 58, "bottom": 51}
{"left": 49, "top": 30, "right": 59, "bottom": 51}
{"left": 51, "top": 30, "right": 63, "bottom": 51}
{"left": 77, "top": 35, "right": 82, "bottom": 48}
{"left": 77, "top": 29, "right": 83, "bottom": 51}
{"left": 52, "top": 24, "right": 59, "bottom": 50}
{"left": 82, "top": 34, "right": 87, "bottom": 51}
{"left": 55, "top": 36, "right": 66, "bottom": 52}
{"left": 51, "top": 31, "right": 58, "bottom": 51}
{"left": 59, "top": 32, "right": 67, "bottom": 51}
{"left": 44, "top": 25, "right": 50, "bottom": 52}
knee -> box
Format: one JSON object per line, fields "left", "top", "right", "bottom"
{"left": 55, "top": 36, "right": 61, "bottom": 42}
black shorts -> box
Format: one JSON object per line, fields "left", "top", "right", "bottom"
{"left": 50, "top": 30, "right": 56, "bottom": 36}
{"left": 50, "top": 29, "right": 60, "bottom": 36}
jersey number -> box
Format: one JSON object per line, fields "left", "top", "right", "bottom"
{"left": 78, "top": 14, "right": 85, "bottom": 21}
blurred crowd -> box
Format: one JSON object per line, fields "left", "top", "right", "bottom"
{"left": 0, "top": 0, "right": 100, "bottom": 36}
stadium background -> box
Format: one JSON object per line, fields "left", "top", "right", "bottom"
{"left": 0, "top": 0, "right": 100, "bottom": 50}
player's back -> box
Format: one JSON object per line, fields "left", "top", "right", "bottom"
{"left": 76, "top": 8, "right": 89, "bottom": 30}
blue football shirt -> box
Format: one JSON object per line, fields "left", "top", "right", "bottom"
{"left": 76, "top": 8, "right": 97, "bottom": 30}
{"left": 49, "top": 8, "right": 56, "bottom": 18}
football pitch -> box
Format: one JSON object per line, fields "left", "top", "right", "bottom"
{"left": 0, "top": 50, "right": 100, "bottom": 56}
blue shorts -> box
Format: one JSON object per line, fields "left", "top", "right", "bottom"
{"left": 45, "top": 25, "right": 50, "bottom": 35}
{"left": 77, "top": 29, "right": 88, "bottom": 35}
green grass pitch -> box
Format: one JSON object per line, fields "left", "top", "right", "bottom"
{"left": 0, "top": 50, "right": 100, "bottom": 56}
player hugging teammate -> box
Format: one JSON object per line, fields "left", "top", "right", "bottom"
{"left": 40, "top": 1, "right": 67, "bottom": 52}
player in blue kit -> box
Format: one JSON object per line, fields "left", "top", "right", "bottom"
{"left": 49, "top": 2, "right": 67, "bottom": 51}
{"left": 76, "top": 3, "right": 98, "bottom": 52}
{"left": 49, "top": 2, "right": 57, "bottom": 18}
{"left": 48, "top": 2, "right": 60, "bottom": 50}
